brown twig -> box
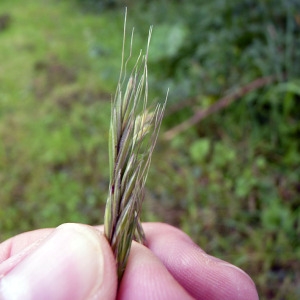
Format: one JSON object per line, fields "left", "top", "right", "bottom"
{"left": 164, "top": 97, "right": 196, "bottom": 116}
{"left": 164, "top": 76, "right": 275, "bottom": 140}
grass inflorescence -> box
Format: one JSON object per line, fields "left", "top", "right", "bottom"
{"left": 104, "top": 12, "right": 167, "bottom": 281}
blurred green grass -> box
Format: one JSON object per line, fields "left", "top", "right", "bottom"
{"left": 0, "top": 1, "right": 299, "bottom": 299}
{"left": 0, "top": 0, "right": 123, "bottom": 236}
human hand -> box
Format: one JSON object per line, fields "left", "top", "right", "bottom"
{"left": 0, "top": 223, "right": 258, "bottom": 300}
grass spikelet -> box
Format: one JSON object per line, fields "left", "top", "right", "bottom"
{"left": 104, "top": 10, "right": 167, "bottom": 281}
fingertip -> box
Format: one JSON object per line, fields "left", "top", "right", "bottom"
{"left": 118, "top": 242, "right": 193, "bottom": 300}
{"left": 212, "top": 259, "right": 259, "bottom": 300}
{"left": 0, "top": 223, "right": 117, "bottom": 300}
{"left": 143, "top": 222, "right": 258, "bottom": 300}
{"left": 91, "top": 226, "right": 118, "bottom": 300}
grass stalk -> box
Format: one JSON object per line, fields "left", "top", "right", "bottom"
{"left": 104, "top": 10, "right": 167, "bottom": 281}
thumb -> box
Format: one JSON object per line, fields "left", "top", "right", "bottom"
{"left": 0, "top": 223, "right": 117, "bottom": 300}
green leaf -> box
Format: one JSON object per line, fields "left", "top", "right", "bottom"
{"left": 148, "top": 23, "right": 188, "bottom": 61}
{"left": 189, "top": 138, "right": 210, "bottom": 163}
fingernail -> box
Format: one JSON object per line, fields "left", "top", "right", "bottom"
{"left": 0, "top": 224, "right": 104, "bottom": 300}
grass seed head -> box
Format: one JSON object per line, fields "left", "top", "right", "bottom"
{"left": 104, "top": 11, "right": 167, "bottom": 282}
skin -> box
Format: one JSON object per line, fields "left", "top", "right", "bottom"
{"left": 0, "top": 222, "right": 259, "bottom": 300}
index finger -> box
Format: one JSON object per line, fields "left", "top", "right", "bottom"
{"left": 143, "top": 222, "right": 258, "bottom": 300}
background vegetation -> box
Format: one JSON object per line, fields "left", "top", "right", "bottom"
{"left": 0, "top": 0, "right": 299, "bottom": 299}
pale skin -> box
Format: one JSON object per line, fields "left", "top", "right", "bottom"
{"left": 0, "top": 223, "right": 259, "bottom": 300}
